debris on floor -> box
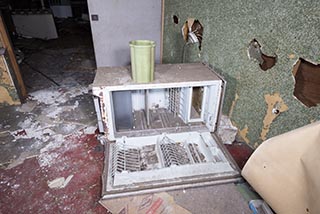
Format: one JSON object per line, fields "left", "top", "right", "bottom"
{"left": 0, "top": 133, "right": 106, "bottom": 213}
{"left": 0, "top": 85, "right": 97, "bottom": 169}
{"left": 0, "top": 18, "right": 109, "bottom": 213}
{"left": 48, "top": 174, "right": 73, "bottom": 189}
{"left": 242, "top": 121, "right": 320, "bottom": 214}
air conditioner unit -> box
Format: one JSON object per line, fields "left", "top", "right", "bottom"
{"left": 92, "top": 63, "right": 240, "bottom": 199}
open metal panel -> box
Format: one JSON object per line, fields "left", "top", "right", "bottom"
{"left": 92, "top": 63, "right": 238, "bottom": 200}
{"left": 100, "top": 132, "right": 241, "bottom": 199}
{"left": 102, "top": 83, "right": 222, "bottom": 141}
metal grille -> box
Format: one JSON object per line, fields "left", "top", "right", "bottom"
{"left": 111, "top": 143, "right": 141, "bottom": 176}
{"left": 168, "top": 88, "right": 181, "bottom": 116}
{"left": 188, "top": 143, "right": 205, "bottom": 163}
{"left": 158, "top": 136, "right": 190, "bottom": 167}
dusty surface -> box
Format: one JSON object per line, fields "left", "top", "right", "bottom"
{"left": 93, "top": 63, "right": 221, "bottom": 88}
{"left": 0, "top": 18, "right": 110, "bottom": 213}
{"left": 0, "top": 133, "right": 108, "bottom": 214}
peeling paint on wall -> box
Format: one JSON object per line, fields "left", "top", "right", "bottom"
{"left": 0, "top": 52, "right": 21, "bottom": 106}
{"left": 239, "top": 125, "right": 250, "bottom": 144}
{"left": 260, "top": 93, "right": 288, "bottom": 141}
{"left": 163, "top": 0, "right": 320, "bottom": 145}
{"left": 0, "top": 86, "right": 20, "bottom": 105}
{"left": 292, "top": 58, "right": 320, "bottom": 107}
{"left": 247, "top": 39, "right": 277, "bottom": 71}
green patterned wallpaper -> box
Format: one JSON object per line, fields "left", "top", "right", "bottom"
{"left": 163, "top": 0, "right": 320, "bottom": 147}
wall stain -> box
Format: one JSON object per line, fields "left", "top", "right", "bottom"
{"left": 239, "top": 125, "right": 250, "bottom": 144}
{"left": 260, "top": 93, "right": 288, "bottom": 141}
{"left": 0, "top": 86, "right": 20, "bottom": 105}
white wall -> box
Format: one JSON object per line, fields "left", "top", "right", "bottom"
{"left": 87, "top": 0, "right": 162, "bottom": 67}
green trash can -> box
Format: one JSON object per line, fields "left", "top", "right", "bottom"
{"left": 129, "top": 40, "right": 156, "bottom": 83}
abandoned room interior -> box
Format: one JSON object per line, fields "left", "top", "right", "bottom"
{"left": 0, "top": 0, "right": 319, "bottom": 213}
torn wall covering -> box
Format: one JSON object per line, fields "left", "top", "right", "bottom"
{"left": 162, "top": 0, "right": 320, "bottom": 146}
{"left": 0, "top": 49, "right": 20, "bottom": 106}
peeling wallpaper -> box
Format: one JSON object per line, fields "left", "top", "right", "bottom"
{"left": 0, "top": 54, "right": 20, "bottom": 106}
{"left": 163, "top": 0, "right": 320, "bottom": 146}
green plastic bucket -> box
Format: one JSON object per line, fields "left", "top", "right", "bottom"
{"left": 129, "top": 40, "right": 156, "bottom": 83}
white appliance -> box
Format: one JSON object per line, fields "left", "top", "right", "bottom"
{"left": 92, "top": 63, "right": 240, "bottom": 199}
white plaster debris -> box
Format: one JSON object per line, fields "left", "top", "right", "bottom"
{"left": 82, "top": 126, "right": 97, "bottom": 134}
{"left": 7, "top": 86, "right": 94, "bottom": 169}
{"left": 12, "top": 184, "right": 20, "bottom": 189}
{"left": 17, "top": 101, "right": 37, "bottom": 112}
{"left": 29, "top": 90, "right": 62, "bottom": 105}
{"left": 12, "top": 120, "right": 52, "bottom": 141}
{"left": 37, "top": 138, "right": 64, "bottom": 167}
{"left": 47, "top": 175, "right": 74, "bottom": 189}
{"left": 38, "top": 151, "right": 60, "bottom": 168}
{"left": 217, "top": 115, "right": 238, "bottom": 145}
{"left": 29, "top": 86, "right": 88, "bottom": 105}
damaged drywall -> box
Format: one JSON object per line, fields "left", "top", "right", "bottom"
{"left": 292, "top": 58, "right": 320, "bottom": 107}
{"left": 182, "top": 18, "right": 203, "bottom": 50}
{"left": 163, "top": 0, "right": 320, "bottom": 145}
{"left": 247, "top": 39, "right": 277, "bottom": 71}
{"left": 173, "top": 15, "right": 179, "bottom": 24}
{"left": 0, "top": 52, "right": 21, "bottom": 106}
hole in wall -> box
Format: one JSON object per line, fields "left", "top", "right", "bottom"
{"left": 182, "top": 18, "right": 203, "bottom": 51}
{"left": 248, "top": 39, "right": 277, "bottom": 71}
{"left": 292, "top": 58, "right": 320, "bottom": 107}
{"left": 173, "top": 15, "right": 179, "bottom": 24}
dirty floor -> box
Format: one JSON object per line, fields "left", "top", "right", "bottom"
{"left": 1, "top": 18, "right": 253, "bottom": 214}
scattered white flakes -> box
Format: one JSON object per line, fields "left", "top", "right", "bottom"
{"left": 7, "top": 86, "right": 92, "bottom": 169}
{"left": 29, "top": 86, "right": 88, "bottom": 105}
{"left": 17, "top": 117, "right": 33, "bottom": 129}
{"left": 45, "top": 106, "right": 64, "bottom": 119}
{"left": 38, "top": 152, "right": 59, "bottom": 168}
{"left": 12, "top": 119, "right": 54, "bottom": 141}
{"left": 37, "top": 135, "right": 79, "bottom": 168}
{"left": 17, "top": 101, "right": 37, "bottom": 112}
{"left": 63, "top": 175, "right": 74, "bottom": 187}
{"left": 47, "top": 175, "right": 74, "bottom": 189}
{"left": 47, "top": 177, "right": 64, "bottom": 189}
{"left": 74, "top": 100, "right": 79, "bottom": 108}
{"left": 82, "top": 126, "right": 97, "bottom": 134}
{"left": 61, "top": 124, "right": 78, "bottom": 135}
{"left": 30, "top": 90, "right": 62, "bottom": 105}
{"left": 37, "top": 138, "right": 64, "bottom": 167}
{"left": 12, "top": 184, "right": 20, "bottom": 189}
